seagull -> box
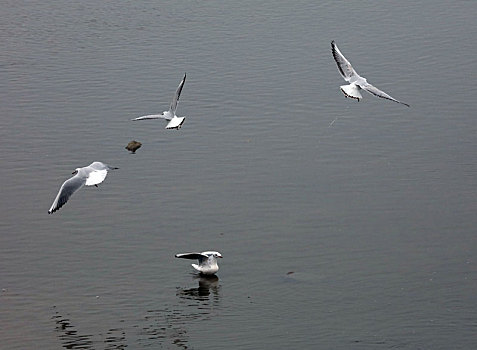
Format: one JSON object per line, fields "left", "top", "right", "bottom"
{"left": 131, "top": 73, "right": 187, "bottom": 129}
{"left": 48, "top": 162, "right": 118, "bottom": 214}
{"left": 175, "top": 251, "right": 223, "bottom": 275}
{"left": 331, "top": 41, "right": 409, "bottom": 107}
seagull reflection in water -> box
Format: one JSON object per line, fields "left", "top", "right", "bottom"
{"left": 138, "top": 275, "right": 221, "bottom": 348}
{"left": 177, "top": 274, "right": 220, "bottom": 301}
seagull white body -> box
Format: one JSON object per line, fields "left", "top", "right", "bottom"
{"left": 331, "top": 41, "right": 409, "bottom": 107}
{"left": 132, "top": 73, "right": 187, "bottom": 129}
{"left": 175, "top": 251, "right": 223, "bottom": 275}
{"left": 48, "top": 162, "right": 118, "bottom": 214}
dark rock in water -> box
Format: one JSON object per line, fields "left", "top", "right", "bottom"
{"left": 125, "top": 140, "right": 142, "bottom": 153}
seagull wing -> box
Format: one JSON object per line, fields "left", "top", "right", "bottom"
{"left": 48, "top": 175, "right": 86, "bottom": 214}
{"left": 83, "top": 162, "right": 111, "bottom": 186}
{"left": 360, "top": 81, "right": 410, "bottom": 107}
{"left": 175, "top": 252, "right": 208, "bottom": 264}
{"left": 331, "top": 41, "right": 358, "bottom": 82}
{"left": 131, "top": 114, "right": 164, "bottom": 121}
{"left": 168, "top": 73, "right": 186, "bottom": 115}
{"left": 84, "top": 169, "right": 108, "bottom": 186}
{"left": 88, "top": 161, "right": 109, "bottom": 171}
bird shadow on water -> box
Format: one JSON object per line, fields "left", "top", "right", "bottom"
{"left": 137, "top": 274, "right": 221, "bottom": 349}
{"left": 51, "top": 306, "right": 127, "bottom": 350}
{"left": 51, "top": 275, "right": 221, "bottom": 349}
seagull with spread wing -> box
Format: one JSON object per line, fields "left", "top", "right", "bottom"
{"left": 48, "top": 162, "right": 118, "bottom": 214}
{"left": 331, "top": 41, "right": 409, "bottom": 107}
{"left": 132, "top": 73, "right": 187, "bottom": 129}
{"left": 175, "top": 251, "right": 223, "bottom": 275}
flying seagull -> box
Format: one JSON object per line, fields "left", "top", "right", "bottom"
{"left": 175, "top": 251, "right": 223, "bottom": 275}
{"left": 132, "top": 73, "right": 187, "bottom": 129}
{"left": 331, "top": 41, "right": 409, "bottom": 107}
{"left": 48, "top": 162, "right": 118, "bottom": 214}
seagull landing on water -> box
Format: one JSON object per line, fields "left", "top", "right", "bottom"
{"left": 331, "top": 41, "right": 409, "bottom": 107}
{"left": 175, "top": 251, "right": 223, "bottom": 275}
{"left": 48, "top": 162, "right": 118, "bottom": 214}
{"left": 131, "top": 73, "right": 187, "bottom": 129}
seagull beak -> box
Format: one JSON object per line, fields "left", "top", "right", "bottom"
{"left": 72, "top": 170, "right": 78, "bottom": 175}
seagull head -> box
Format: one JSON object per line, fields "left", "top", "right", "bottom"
{"left": 72, "top": 169, "right": 79, "bottom": 175}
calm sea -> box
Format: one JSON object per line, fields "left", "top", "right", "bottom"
{"left": 1, "top": 1, "right": 476, "bottom": 349}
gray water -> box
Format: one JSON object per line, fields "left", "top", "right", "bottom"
{"left": 1, "top": 1, "right": 476, "bottom": 349}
